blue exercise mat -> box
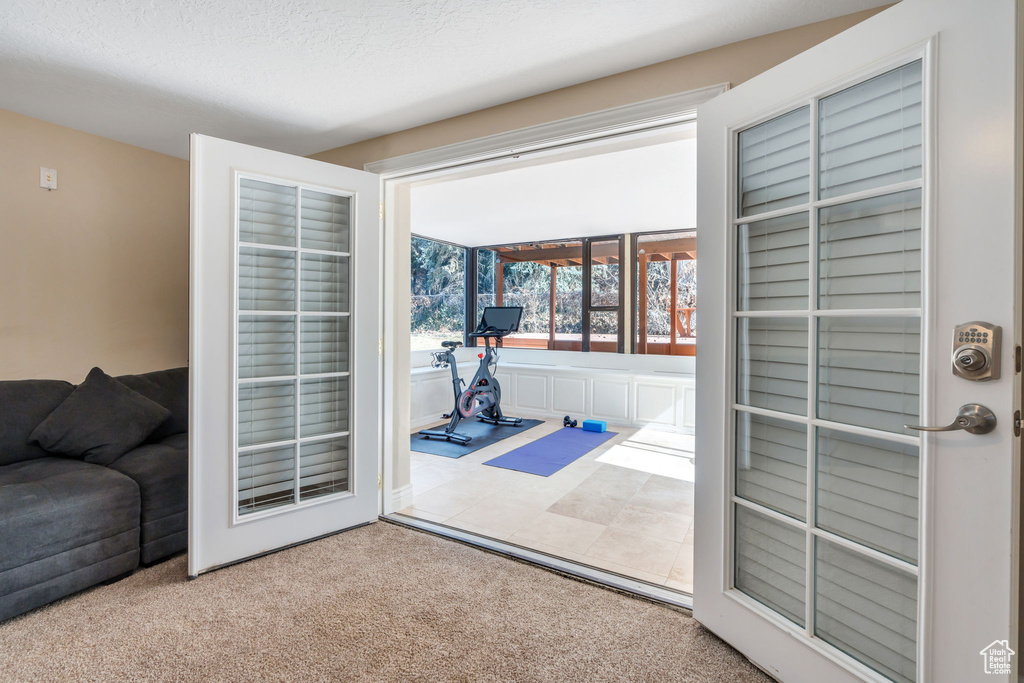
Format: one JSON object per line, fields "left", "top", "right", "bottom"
{"left": 483, "top": 427, "right": 617, "bottom": 476}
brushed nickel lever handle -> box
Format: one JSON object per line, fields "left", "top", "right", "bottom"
{"left": 905, "top": 404, "right": 997, "bottom": 435}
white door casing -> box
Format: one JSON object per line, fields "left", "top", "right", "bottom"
{"left": 189, "top": 135, "right": 381, "bottom": 577}
{"left": 694, "top": 1, "right": 1018, "bottom": 682}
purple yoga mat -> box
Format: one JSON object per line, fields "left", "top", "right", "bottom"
{"left": 483, "top": 426, "right": 617, "bottom": 477}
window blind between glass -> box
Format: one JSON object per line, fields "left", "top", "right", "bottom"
{"left": 819, "top": 60, "right": 922, "bottom": 199}
{"left": 819, "top": 189, "right": 921, "bottom": 310}
{"left": 817, "top": 428, "right": 919, "bottom": 564}
{"left": 238, "top": 316, "right": 295, "bottom": 379}
{"left": 301, "top": 189, "right": 350, "bottom": 252}
{"left": 239, "top": 248, "right": 296, "bottom": 311}
{"left": 239, "top": 179, "right": 296, "bottom": 247}
{"left": 738, "top": 107, "right": 810, "bottom": 217}
{"left": 736, "top": 318, "right": 809, "bottom": 415}
{"left": 734, "top": 505, "right": 806, "bottom": 627}
{"left": 735, "top": 413, "right": 807, "bottom": 520}
{"left": 816, "top": 539, "right": 917, "bottom": 683}
{"left": 237, "top": 444, "right": 295, "bottom": 515}
{"left": 817, "top": 317, "right": 920, "bottom": 435}
{"left": 737, "top": 212, "right": 810, "bottom": 311}
{"left": 238, "top": 381, "right": 295, "bottom": 447}
{"left": 300, "top": 377, "right": 349, "bottom": 437}
{"left": 300, "top": 438, "right": 349, "bottom": 499}
{"left": 301, "top": 253, "right": 349, "bottom": 312}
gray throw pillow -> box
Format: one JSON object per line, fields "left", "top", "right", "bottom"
{"left": 29, "top": 367, "right": 172, "bottom": 465}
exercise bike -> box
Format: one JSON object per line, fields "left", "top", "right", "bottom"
{"left": 418, "top": 306, "right": 525, "bottom": 444}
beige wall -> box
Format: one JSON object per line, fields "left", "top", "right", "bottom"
{"left": 311, "top": 7, "right": 888, "bottom": 169}
{"left": 0, "top": 108, "right": 189, "bottom": 381}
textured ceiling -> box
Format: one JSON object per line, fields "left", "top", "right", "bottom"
{"left": 0, "top": 0, "right": 888, "bottom": 159}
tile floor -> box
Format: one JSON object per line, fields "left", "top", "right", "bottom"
{"left": 401, "top": 418, "right": 695, "bottom": 593}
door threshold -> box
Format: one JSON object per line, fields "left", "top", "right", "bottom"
{"left": 382, "top": 513, "right": 693, "bottom": 611}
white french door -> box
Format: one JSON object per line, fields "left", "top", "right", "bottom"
{"left": 694, "top": 1, "right": 1018, "bottom": 682}
{"left": 189, "top": 135, "right": 381, "bottom": 577}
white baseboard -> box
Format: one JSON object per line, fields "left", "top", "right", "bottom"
{"left": 392, "top": 483, "right": 415, "bottom": 511}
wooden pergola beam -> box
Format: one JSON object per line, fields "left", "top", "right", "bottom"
{"left": 634, "top": 237, "right": 697, "bottom": 257}
{"left": 494, "top": 237, "right": 694, "bottom": 266}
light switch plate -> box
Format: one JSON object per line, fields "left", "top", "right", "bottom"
{"left": 40, "top": 167, "right": 57, "bottom": 190}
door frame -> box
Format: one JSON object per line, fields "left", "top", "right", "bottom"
{"left": 368, "top": 84, "right": 725, "bottom": 608}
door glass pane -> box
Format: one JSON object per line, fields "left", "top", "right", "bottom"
{"left": 239, "top": 315, "right": 295, "bottom": 379}
{"left": 819, "top": 60, "right": 922, "bottom": 199}
{"left": 238, "top": 444, "right": 295, "bottom": 515}
{"left": 819, "top": 189, "right": 921, "bottom": 309}
{"left": 818, "top": 317, "right": 920, "bottom": 434}
{"left": 736, "top": 317, "right": 808, "bottom": 415}
{"left": 301, "top": 253, "right": 349, "bottom": 312}
{"left": 236, "top": 178, "right": 354, "bottom": 518}
{"left": 301, "top": 189, "right": 349, "bottom": 252}
{"left": 738, "top": 212, "right": 809, "bottom": 311}
{"left": 816, "top": 428, "right": 919, "bottom": 563}
{"left": 736, "top": 413, "right": 807, "bottom": 520}
{"left": 239, "top": 179, "right": 296, "bottom": 247}
{"left": 738, "top": 107, "right": 810, "bottom": 217}
{"left": 238, "top": 380, "right": 295, "bottom": 447}
{"left": 300, "top": 377, "right": 349, "bottom": 437}
{"left": 734, "top": 505, "right": 805, "bottom": 627}
{"left": 815, "top": 538, "right": 917, "bottom": 683}
{"left": 301, "top": 316, "right": 348, "bottom": 374}
{"left": 590, "top": 240, "right": 619, "bottom": 306}
{"left": 300, "top": 437, "right": 349, "bottom": 500}
{"left": 239, "top": 247, "right": 296, "bottom": 311}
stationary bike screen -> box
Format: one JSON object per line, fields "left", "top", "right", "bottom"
{"left": 475, "top": 306, "right": 523, "bottom": 335}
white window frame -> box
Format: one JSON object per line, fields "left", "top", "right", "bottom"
{"left": 231, "top": 170, "right": 360, "bottom": 526}
{"left": 720, "top": 40, "right": 935, "bottom": 681}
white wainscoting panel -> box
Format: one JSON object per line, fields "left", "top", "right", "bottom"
{"left": 411, "top": 371, "right": 455, "bottom": 428}
{"left": 591, "top": 378, "right": 631, "bottom": 423}
{"left": 411, "top": 362, "right": 695, "bottom": 433}
{"left": 635, "top": 382, "right": 679, "bottom": 427}
{"left": 516, "top": 373, "right": 550, "bottom": 412}
{"left": 552, "top": 376, "right": 588, "bottom": 415}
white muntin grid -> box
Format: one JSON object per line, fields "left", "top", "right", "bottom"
{"left": 723, "top": 48, "right": 931, "bottom": 683}
{"left": 232, "top": 172, "right": 356, "bottom": 524}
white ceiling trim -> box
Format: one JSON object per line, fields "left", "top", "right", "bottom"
{"left": 366, "top": 83, "right": 727, "bottom": 177}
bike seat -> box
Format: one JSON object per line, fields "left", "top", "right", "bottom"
{"left": 441, "top": 341, "right": 463, "bottom": 349}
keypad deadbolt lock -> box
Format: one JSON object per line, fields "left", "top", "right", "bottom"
{"left": 952, "top": 321, "right": 1000, "bottom": 381}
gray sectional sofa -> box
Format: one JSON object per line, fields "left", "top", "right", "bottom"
{"left": 0, "top": 367, "right": 188, "bottom": 622}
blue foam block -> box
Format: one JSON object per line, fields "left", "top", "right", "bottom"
{"left": 581, "top": 419, "right": 607, "bottom": 432}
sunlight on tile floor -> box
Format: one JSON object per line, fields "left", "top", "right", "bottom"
{"left": 401, "top": 418, "right": 694, "bottom": 593}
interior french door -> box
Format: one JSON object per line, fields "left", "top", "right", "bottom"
{"left": 189, "top": 135, "right": 380, "bottom": 576}
{"left": 693, "top": 1, "right": 1018, "bottom": 682}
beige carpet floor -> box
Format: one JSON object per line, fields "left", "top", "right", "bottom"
{"left": 0, "top": 522, "right": 768, "bottom": 682}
